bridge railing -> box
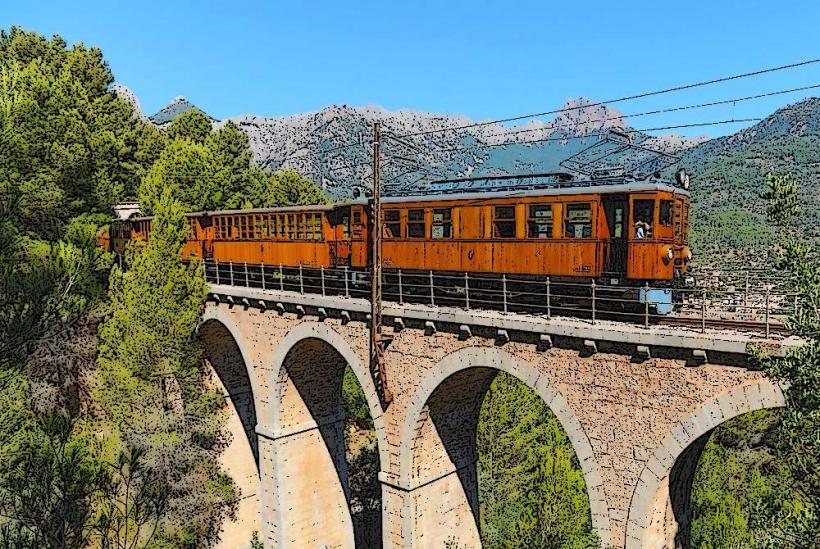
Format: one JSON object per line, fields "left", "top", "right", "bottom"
{"left": 204, "top": 260, "right": 797, "bottom": 337}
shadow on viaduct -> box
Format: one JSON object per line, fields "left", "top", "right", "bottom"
{"left": 199, "top": 289, "right": 790, "bottom": 549}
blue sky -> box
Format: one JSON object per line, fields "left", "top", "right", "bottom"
{"left": 4, "top": 0, "right": 820, "bottom": 136}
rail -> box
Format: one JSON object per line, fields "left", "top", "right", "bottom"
{"left": 203, "top": 260, "right": 796, "bottom": 337}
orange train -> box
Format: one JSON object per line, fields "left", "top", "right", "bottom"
{"left": 104, "top": 173, "right": 692, "bottom": 311}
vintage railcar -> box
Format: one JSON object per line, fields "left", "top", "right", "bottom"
{"left": 104, "top": 173, "right": 692, "bottom": 313}
{"left": 109, "top": 178, "right": 690, "bottom": 280}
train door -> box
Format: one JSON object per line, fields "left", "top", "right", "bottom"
{"left": 602, "top": 195, "right": 628, "bottom": 275}
{"left": 326, "top": 206, "right": 352, "bottom": 266}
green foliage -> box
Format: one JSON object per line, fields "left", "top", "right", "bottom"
{"left": 743, "top": 171, "right": 819, "bottom": 547}
{"left": 94, "top": 191, "right": 235, "bottom": 546}
{"left": 0, "top": 412, "right": 104, "bottom": 549}
{"left": 265, "top": 169, "right": 328, "bottom": 207}
{"left": 96, "top": 446, "right": 170, "bottom": 549}
{"left": 690, "top": 411, "right": 784, "bottom": 548}
{"left": 138, "top": 122, "right": 326, "bottom": 213}
{"left": 137, "top": 138, "right": 224, "bottom": 215}
{"left": 0, "top": 27, "right": 152, "bottom": 236}
{"left": 166, "top": 109, "right": 212, "bottom": 144}
{"left": 477, "top": 372, "right": 597, "bottom": 549}
{"left": 760, "top": 172, "right": 801, "bottom": 229}
{"left": 342, "top": 365, "right": 372, "bottom": 430}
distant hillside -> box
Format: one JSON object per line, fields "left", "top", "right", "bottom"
{"left": 678, "top": 97, "right": 820, "bottom": 265}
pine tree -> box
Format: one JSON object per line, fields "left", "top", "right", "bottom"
{"left": 94, "top": 191, "right": 235, "bottom": 546}
{"left": 477, "top": 372, "right": 597, "bottom": 549}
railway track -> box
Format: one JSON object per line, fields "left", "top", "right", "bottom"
{"left": 658, "top": 315, "right": 790, "bottom": 335}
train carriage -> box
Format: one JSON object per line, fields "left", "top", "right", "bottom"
{"left": 102, "top": 172, "right": 692, "bottom": 314}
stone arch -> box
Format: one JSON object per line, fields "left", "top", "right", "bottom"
{"left": 264, "top": 322, "right": 387, "bottom": 548}
{"left": 398, "top": 346, "right": 610, "bottom": 546}
{"left": 625, "top": 379, "right": 786, "bottom": 549}
{"left": 199, "top": 307, "right": 261, "bottom": 546}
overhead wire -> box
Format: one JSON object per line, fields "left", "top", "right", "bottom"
{"left": 393, "top": 58, "right": 820, "bottom": 138}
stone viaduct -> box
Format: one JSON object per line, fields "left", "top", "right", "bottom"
{"left": 200, "top": 282, "right": 795, "bottom": 549}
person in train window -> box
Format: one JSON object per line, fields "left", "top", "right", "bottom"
{"left": 635, "top": 220, "right": 647, "bottom": 239}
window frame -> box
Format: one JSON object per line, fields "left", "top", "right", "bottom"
{"left": 407, "top": 208, "right": 426, "bottom": 239}
{"left": 493, "top": 205, "right": 517, "bottom": 239}
{"left": 527, "top": 204, "right": 553, "bottom": 239}
{"left": 563, "top": 203, "right": 593, "bottom": 239}
{"left": 431, "top": 208, "right": 453, "bottom": 240}
{"left": 659, "top": 200, "right": 674, "bottom": 226}
{"left": 383, "top": 209, "right": 401, "bottom": 239}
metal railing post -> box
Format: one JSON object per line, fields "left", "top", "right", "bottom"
{"left": 215, "top": 260, "right": 220, "bottom": 285}
{"left": 261, "top": 264, "right": 266, "bottom": 290}
{"left": 320, "top": 267, "right": 326, "bottom": 296}
{"left": 591, "top": 279, "right": 596, "bottom": 324}
{"left": 279, "top": 264, "right": 284, "bottom": 291}
{"left": 429, "top": 270, "right": 435, "bottom": 306}
{"left": 229, "top": 261, "right": 234, "bottom": 286}
{"left": 546, "top": 277, "right": 551, "bottom": 318}
{"left": 397, "top": 269, "right": 403, "bottom": 304}
{"left": 502, "top": 274, "right": 508, "bottom": 313}
{"left": 464, "top": 272, "right": 470, "bottom": 310}
{"left": 299, "top": 264, "right": 304, "bottom": 294}
{"left": 765, "top": 286, "right": 771, "bottom": 338}
{"left": 644, "top": 282, "right": 650, "bottom": 328}
{"left": 701, "top": 288, "right": 707, "bottom": 333}
{"left": 244, "top": 262, "right": 249, "bottom": 287}
{"left": 343, "top": 266, "right": 350, "bottom": 297}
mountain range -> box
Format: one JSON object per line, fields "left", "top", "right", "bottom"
{"left": 120, "top": 90, "right": 820, "bottom": 264}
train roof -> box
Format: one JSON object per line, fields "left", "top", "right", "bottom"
{"left": 122, "top": 177, "right": 689, "bottom": 222}
{"left": 380, "top": 181, "right": 688, "bottom": 205}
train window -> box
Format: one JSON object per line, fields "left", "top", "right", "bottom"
{"left": 187, "top": 219, "right": 196, "bottom": 240}
{"left": 273, "top": 214, "right": 284, "bottom": 240}
{"left": 565, "top": 204, "right": 592, "bottom": 238}
{"left": 407, "top": 209, "right": 425, "bottom": 238}
{"left": 493, "top": 206, "right": 516, "bottom": 238}
{"left": 432, "top": 208, "right": 452, "bottom": 239}
{"left": 310, "top": 213, "right": 322, "bottom": 240}
{"left": 633, "top": 199, "right": 654, "bottom": 238}
{"left": 384, "top": 210, "right": 400, "bottom": 239}
{"left": 288, "top": 214, "right": 297, "bottom": 239}
{"left": 352, "top": 210, "right": 363, "bottom": 238}
{"left": 660, "top": 200, "right": 673, "bottom": 226}
{"left": 296, "top": 214, "right": 305, "bottom": 240}
{"left": 527, "top": 205, "right": 553, "bottom": 238}
{"left": 251, "top": 215, "right": 260, "bottom": 239}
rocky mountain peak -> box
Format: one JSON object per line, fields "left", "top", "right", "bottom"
{"left": 149, "top": 96, "right": 216, "bottom": 126}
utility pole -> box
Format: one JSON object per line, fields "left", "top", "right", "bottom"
{"left": 370, "top": 121, "right": 393, "bottom": 405}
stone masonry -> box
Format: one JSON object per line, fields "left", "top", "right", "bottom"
{"left": 200, "top": 287, "right": 792, "bottom": 549}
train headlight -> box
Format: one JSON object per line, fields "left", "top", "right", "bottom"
{"left": 683, "top": 246, "right": 693, "bottom": 262}
{"left": 662, "top": 246, "right": 674, "bottom": 263}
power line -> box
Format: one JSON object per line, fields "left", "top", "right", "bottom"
{"left": 468, "top": 83, "right": 820, "bottom": 142}
{"left": 394, "top": 58, "right": 820, "bottom": 138}
{"left": 403, "top": 117, "right": 761, "bottom": 158}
